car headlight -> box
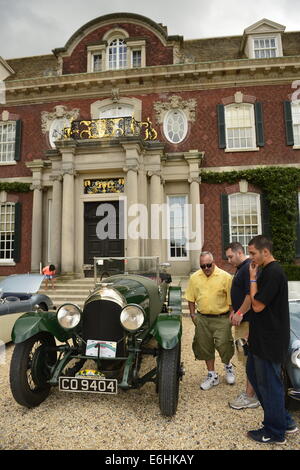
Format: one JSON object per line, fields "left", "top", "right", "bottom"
{"left": 120, "top": 304, "right": 145, "bottom": 332}
{"left": 57, "top": 303, "right": 81, "bottom": 329}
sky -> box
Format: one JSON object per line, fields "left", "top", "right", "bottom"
{"left": 1, "top": 0, "right": 300, "bottom": 59}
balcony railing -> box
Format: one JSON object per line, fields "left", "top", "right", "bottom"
{"left": 63, "top": 116, "right": 158, "bottom": 141}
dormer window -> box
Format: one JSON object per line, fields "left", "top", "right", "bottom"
{"left": 87, "top": 29, "right": 146, "bottom": 73}
{"left": 242, "top": 19, "right": 285, "bottom": 59}
{"left": 253, "top": 37, "right": 277, "bottom": 58}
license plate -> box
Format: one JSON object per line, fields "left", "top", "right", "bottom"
{"left": 59, "top": 376, "right": 118, "bottom": 394}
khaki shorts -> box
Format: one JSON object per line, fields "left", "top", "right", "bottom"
{"left": 234, "top": 321, "right": 249, "bottom": 365}
{"left": 192, "top": 313, "right": 234, "bottom": 364}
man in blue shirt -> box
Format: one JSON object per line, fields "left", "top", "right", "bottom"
{"left": 226, "top": 242, "right": 260, "bottom": 410}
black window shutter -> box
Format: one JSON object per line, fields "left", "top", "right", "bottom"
{"left": 217, "top": 104, "right": 226, "bottom": 149}
{"left": 14, "top": 120, "right": 22, "bottom": 161}
{"left": 284, "top": 101, "right": 294, "bottom": 146}
{"left": 13, "top": 202, "right": 21, "bottom": 263}
{"left": 254, "top": 102, "right": 264, "bottom": 147}
{"left": 221, "top": 194, "right": 230, "bottom": 258}
{"left": 260, "top": 193, "right": 271, "bottom": 238}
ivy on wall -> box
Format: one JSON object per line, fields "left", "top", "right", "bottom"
{"left": 200, "top": 166, "right": 300, "bottom": 264}
{"left": 0, "top": 182, "right": 31, "bottom": 193}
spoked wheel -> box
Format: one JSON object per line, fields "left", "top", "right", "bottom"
{"left": 10, "top": 332, "right": 57, "bottom": 408}
{"left": 157, "top": 342, "right": 181, "bottom": 417}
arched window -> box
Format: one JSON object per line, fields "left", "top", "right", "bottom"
{"left": 99, "top": 105, "right": 133, "bottom": 119}
{"left": 163, "top": 109, "right": 188, "bottom": 144}
{"left": 108, "top": 38, "right": 127, "bottom": 70}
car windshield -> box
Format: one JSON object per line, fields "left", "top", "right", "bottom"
{"left": 93, "top": 256, "right": 160, "bottom": 285}
{"left": 0, "top": 274, "right": 44, "bottom": 294}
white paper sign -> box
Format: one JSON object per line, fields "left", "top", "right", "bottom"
{"left": 86, "top": 340, "right": 117, "bottom": 358}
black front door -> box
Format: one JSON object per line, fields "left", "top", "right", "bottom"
{"left": 84, "top": 201, "right": 124, "bottom": 269}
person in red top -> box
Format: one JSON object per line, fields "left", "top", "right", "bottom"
{"left": 42, "top": 264, "right": 56, "bottom": 290}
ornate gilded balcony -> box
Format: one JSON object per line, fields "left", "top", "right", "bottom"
{"left": 63, "top": 116, "right": 158, "bottom": 141}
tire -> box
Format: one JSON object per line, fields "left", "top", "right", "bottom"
{"left": 158, "top": 342, "right": 181, "bottom": 417}
{"left": 10, "top": 332, "right": 57, "bottom": 408}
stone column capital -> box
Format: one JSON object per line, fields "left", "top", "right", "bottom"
{"left": 147, "top": 170, "right": 161, "bottom": 178}
{"left": 188, "top": 177, "right": 201, "bottom": 184}
{"left": 30, "top": 183, "right": 43, "bottom": 191}
{"left": 62, "top": 168, "right": 78, "bottom": 177}
{"left": 50, "top": 174, "right": 63, "bottom": 183}
{"left": 123, "top": 165, "right": 139, "bottom": 174}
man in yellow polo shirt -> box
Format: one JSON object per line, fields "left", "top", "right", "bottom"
{"left": 185, "top": 251, "right": 235, "bottom": 390}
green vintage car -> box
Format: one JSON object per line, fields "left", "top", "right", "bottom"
{"left": 9, "top": 258, "right": 183, "bottom": 416}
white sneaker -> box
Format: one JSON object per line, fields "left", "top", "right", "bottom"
{"left": 224, "top": 363, "right": 235, "bottom": 385}
{"left": 200, "top": 372, "right": 219, "bottom": 390}
{"left": 229, "top": 392, "right": 260, "bottom": 409}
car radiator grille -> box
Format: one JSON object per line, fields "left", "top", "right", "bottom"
{"left": 82, "top": 299, "right": 125, "bottom": 356}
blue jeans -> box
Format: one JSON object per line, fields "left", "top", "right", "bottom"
{"left": 246, "top": 351, "right": 294, "bottom": 440}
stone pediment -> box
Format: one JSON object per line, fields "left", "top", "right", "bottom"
{"left": 0, "top": 56, "right": 15, "bottom": 81}
{"left": 244, "top": 18, "right": 286, "bottom": 35}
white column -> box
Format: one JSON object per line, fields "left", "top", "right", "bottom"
{"left": 125, "top": 166, "right": 139, "bottom": 259}
{"left": 149, "top": 171, "right": 162, "bottom": 260}
{"left": 50, "top": 175, "right": 62, "bottom": 270}
{"left": 189, "top": 177, "right": 202, "bottom": 271}
{"left": 61, "top": 170, "right": 75, "bottom": 273}
{"left": 31, "top": 185, "right": 43, "bottom": 272}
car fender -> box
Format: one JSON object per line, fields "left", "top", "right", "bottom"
{"left": 152, "top": 286, "right": 182, "bottom": 349}
{"left": 12, "top": 310, "right": 72, "bottom": 344}
{"left": 152, "top": 313, "right": 182, "bottom": 349}
{"left": 30, "top": 293, "right": 55, "bottom": 310}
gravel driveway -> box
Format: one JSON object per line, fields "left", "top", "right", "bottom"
{"left": 0, "top": 317, "right": 299, "bottom": 451}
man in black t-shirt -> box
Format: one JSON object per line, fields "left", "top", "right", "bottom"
{"left": 225, "top": 242, "right": 259, "bottom": 410}
{"left": 246, "top": 235, "right": 297, "bottom": 444}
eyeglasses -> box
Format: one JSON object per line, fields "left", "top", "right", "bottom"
{"left": 200, "top": 263, "right": 213, "bottom": 269}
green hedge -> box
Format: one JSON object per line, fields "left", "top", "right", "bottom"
{"left": 281, "top": 264, "right": 300, "bottom": 281}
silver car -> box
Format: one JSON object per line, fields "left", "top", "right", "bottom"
{"left": 286, "top": 299, "right": 300, "bottom": 406}
{"left": 0, "top": 274, "right": 55, "bottom": 344}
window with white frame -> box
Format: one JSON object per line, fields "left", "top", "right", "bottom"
{"left": 92, "top": 53, "right": 102, "bottom": 72}
{"left": 225, "top": 104, "right": 256, "bottom": 150}
{"left": 132, "top": 50, "right": 142, "bottom": 68}
{"left": 163, "top": 109, "right": 188, "bottom": 144}
{"left": 0, "top": 121, "right": 16, "bottom": 163}
{"left": 229, "top": 193, "right": 261, "bottom": 253}
{"left": 291, "top": 101, "right": 300, "bottom": 146}
{"left": 0, "top": 203, "right": 15, "bottom": 261}
{"left": 108, "top": 38, "right": 127, "bottom": 70}
{"left": 253, "top": 37, "right": 277, "bottom": 58}
{"left": 168, "top": 195, "right": 189, "bottom": 259}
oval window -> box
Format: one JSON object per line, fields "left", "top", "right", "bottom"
{"left": 163, "top": 109, "right": 187, "bottom": 144}
{"left": 49, "top": 118, "right": 71, "bottom": 148}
